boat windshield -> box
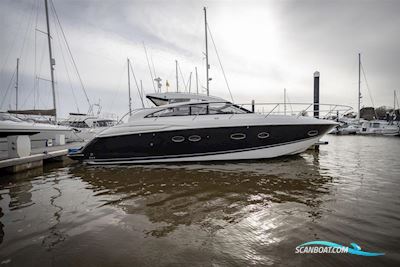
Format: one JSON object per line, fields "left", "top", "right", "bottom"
{"left": 146, "top": 102, "right": 250, "bottom": 118}
{"left": 60, "top": 121, "right": 90, "bottom": 128}
{"left": 93, "top": 120, "right": 116, "bottom": 127}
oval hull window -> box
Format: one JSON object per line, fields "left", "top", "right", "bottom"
{"left": 257, "top": 132, "right": 270, "bottom": 139}
{"left": 172, "top": 136, "right": 185, "bottom": 143}
{"left": 188, "top": 135, "right": 201, "bottom": 142}
{"left": 307, "top": 130, "right": 319, "bottom": 137}
{"left": 230, "top": 133, "right": 246, "bottom": 140}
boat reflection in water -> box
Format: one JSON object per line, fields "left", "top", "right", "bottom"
{"left": 1, "top": 136, "right": 398, "bottom": 266}
{"left": 66, "top": 152, "right": 331, "bottom": 265}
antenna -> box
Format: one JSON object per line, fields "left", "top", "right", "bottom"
{"left": 195, "top": 67, "right": 199, "bottom": 94}
{"left": 154, "top": 77, "right": 162, "bottom": 92}
{"left": 175, "top": 60, "right": 179, "bottom": 92}
{"left": 127, "top": 58, "right": 132, "bottom": 115}
{"left": 140, "top": 80, "right": 144, "bottom": 106}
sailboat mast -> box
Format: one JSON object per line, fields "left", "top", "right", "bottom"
{"left": 127, "top": 58, "right": 132, "bottom": 115}
{"left": 188, "top": 72, "right": 192, "bottom": 93}
{"left": 195, "top": 67, "right": 199, "bottom": 94}
{"left": 44, "top": 0, "right": 57, "bottom": 120}
{"left": 15, "top": 58, "right": 19, "bottom": 110}
{"left": 204, "top": 7, "right": 209, "bottom": 96}
{"left": 140, "top": 80, "right": 144, "bottom": 105}
{"left": 175, "top": 60, "right": 179, "bottom": 92}
{"left": 357, "top": 53, "right": 361, "bottom": 122}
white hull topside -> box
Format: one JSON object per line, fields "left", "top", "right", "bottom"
{"left": 85, "top": 137, "right": 319, "bottom": 165}
{"left": 0, "top": 120, "right": 73, "bottom": 151}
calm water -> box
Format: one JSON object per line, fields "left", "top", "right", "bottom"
{"left": 0, "top": 135, "right": 399, "bottom": 266}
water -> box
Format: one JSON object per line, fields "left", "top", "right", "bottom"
{"left": 0, "top": 135, "right": 399, "bottom": 266}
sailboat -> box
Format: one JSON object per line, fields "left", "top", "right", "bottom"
{"left": 355, "top": 55, "right": 400, "bottom": 136}
{"left": 330, "top": 54, "right": 399, "bottom": 136}
{"left": 0, "top": 0, "right": 74, "bottom": 151}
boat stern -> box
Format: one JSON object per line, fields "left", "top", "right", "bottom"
{"left": 67, "top": 147, "right": 85, "bottom": 161}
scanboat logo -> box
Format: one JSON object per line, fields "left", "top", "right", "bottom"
{"left": 295, "top": 241, "right": 385, "bottom": 257}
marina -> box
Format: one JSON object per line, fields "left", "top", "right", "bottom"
{"left": 1, "top": 0, "right": 400, "bottom": 266}
{"left": 0, "top": 135, "right": 399, "bottom": 266}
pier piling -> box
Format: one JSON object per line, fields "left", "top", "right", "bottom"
{"left": 313, "top": 71, "right": 320, "bottom": 119}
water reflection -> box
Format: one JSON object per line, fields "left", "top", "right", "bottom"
{"left": 41, "top": 179, "right": 67, "bottom": 250}
{"left": 1, "top": 135, "right": 399, "bottom": 266}
{"left": 71, "top": 153, "right": 332, "bottom": 237}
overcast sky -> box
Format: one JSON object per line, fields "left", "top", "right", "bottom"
{"left": 1, "top": 0, "right": 399, "bottom": 118}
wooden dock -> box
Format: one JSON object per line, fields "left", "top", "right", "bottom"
{"left": 0, "top": 142, "right": 84, "bottom": 174}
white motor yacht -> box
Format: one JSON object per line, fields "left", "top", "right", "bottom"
{"left": 59, "top": 113, "right": 117, "bottom": 141}
{"left": 359, "top": 120, "right": 400, "bottom": 136}
{"left": 69, "top": 93, "right": 336, "bottom": 164}
{"left": 0, "top": 112, "right": 73, "bottom": 151}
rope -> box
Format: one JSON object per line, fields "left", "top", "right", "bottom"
{"left": 51, "top": 8, "right": 80, "bottom": 113}
{"left": 128, "top": 60, "right": 145, "bottom": 108}
{"left": 143, "top": 42, "right": 156, "bottom": 92}
{"left": 18, "top": 0, "right": 36, "bottom": 60}
{"left": 360, "top": 62, "right": 378, "bottom": 118}
{"left": 178, "top": 63, "right": 188, "bottom": 92}
{"left": 108, "top": 64, "right": 126, "bottom": 112}
{"left": 0, "top": 7, "right": 25, "bottom": 90}
{"left": 207, "top": 24, "right": 234, "bottom": 102}
{"left": 1, "top": 68, "right": 16, "bottom": 109}
{"left": 50, "top": 0, "right": 91, "bottom": 110}
{"left": 36, "top": 44, "right": 47, "bottom": 102}
{"left": 151, "top": 54, "right": 157, "bottom": 79}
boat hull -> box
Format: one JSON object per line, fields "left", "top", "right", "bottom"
{"left": 84, "top": 137, "right": 318, "bottom": 164}
{"left": 70, "top": 124, "right": 334, "bottom": 164}
{"left": 0, "top": 122, "right": 73, "bottom": 152}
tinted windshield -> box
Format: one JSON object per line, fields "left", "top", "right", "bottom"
{"left": 146, "top": 103, "right": 250, "bottom": 118}
{"left": 93, "top": 120, "right": 116, "bottom": 127}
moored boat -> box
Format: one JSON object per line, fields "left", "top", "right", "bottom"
{"left": 0, "top": 112, "right": 73, "bottom": 151}
{"left": 69, "top": 93, "right": 336, "bottom": 164}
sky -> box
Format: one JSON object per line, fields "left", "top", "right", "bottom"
{"left": 0, "top": 0, "right": 399, "bottom": 119}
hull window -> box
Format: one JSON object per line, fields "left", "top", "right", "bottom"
{"left": 307, "top": 130, "right": 319, "bottom": 137}
{"left": 188, "top": 135, "right": 201, "bottom": 142}
{"left": 172, "top": 136, "right": 185, "bottom": 143}
{"left": 257, "top": 132, "right": 270, "bottom": 139}
{"left": 230, "top": 133, "right": 246, "bottom": 140}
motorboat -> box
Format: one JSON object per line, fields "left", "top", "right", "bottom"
{"left": 59, "top": 113, "right": 117, "bottom": 141}
{"left": 0, "top": 112, "right": 73, "bottom": 151}
{"left": 69, "top": 93, "right": 336, "bottom": 164}
{"left": 359, "top": 120, "right": 400, "bottom": 136}
{"left": 329, "top": 122, "right": 361, "bottom": 135}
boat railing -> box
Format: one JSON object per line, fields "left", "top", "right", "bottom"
{"left": 117, "top": 102, "right": 352, "bottom": 122}
{"left": 236, "top": 102, "right": 353, "bottom": 119}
